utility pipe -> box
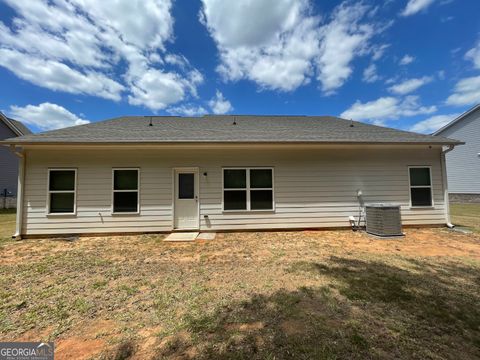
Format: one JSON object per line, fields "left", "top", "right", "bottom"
{"left": 440, "top": 144, "right": 455, "bottom": 228}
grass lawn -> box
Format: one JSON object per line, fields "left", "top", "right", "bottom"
{"left": 0, "top": 211, "right": 479, "bottom": 359}
{"left": 451, "top": 203, "right": 480, "bottom": 232}
{"left": 0, "top": 209, "right": 15, "bottom": 245}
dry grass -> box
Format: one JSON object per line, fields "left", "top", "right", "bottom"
{"left": 0, "top": 211, "right": 479, "bottom": 359}
{"left": 451, "top": 203, "right": 480, "bottom": 232}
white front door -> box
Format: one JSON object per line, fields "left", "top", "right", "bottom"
{"left": 173, "top": 168, "right": 199, "bottom": 230}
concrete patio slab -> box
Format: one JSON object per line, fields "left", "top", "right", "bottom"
{"left": 164, "top": 232, "right": 199, "bottom": 242}
{"left": 196, "top": 232, "right": 216, "bottom": 240}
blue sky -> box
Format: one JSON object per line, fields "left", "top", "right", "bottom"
{"left": 0, "top": 0, "right": 479, "bottom": 134}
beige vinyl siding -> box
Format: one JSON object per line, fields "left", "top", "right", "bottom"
{"left": 21, "top": 146, "right": 446, "bottom": 235}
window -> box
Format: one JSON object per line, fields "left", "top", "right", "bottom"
{"left": 409, "top": 167, "right": 433, "bottom": 207}
{"left": 178, "top": 173, "right": 194, "bottom": 199}
{"left": 113, "top": 169, "right": 139, "bottom": 213}
{"left": 223, "top": 168, "right": 274, "bottom": 211}
{"left": 48, "top": 169, "right": 76, "bottom": 214}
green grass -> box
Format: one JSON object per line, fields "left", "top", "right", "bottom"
{"left": 0, "top": 209, "right": 15, "bottom": 245}
{"left": 451, "top": 203, "right": 480, "bottom": 232}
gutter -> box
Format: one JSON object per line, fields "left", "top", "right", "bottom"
{"left": 440, "top": 144, "right": 456, "bottom": 228}
{"left": 0, "top": 140, "right": 464, "bottom": 147}
{"left": 10, "top": 145, "right": 25, "bottom": 240}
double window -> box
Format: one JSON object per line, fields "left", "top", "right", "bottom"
{"left": 223, "top": 168, "right": 274, "bottom": 211}
{"left": 409, "top": 167, "right": 433, "bottom": 207}
{"left": 112, "top": 169, "right": 140, "bottom": 213}
{"left": 48, "top": 169, "right": 77, "bottom": 214}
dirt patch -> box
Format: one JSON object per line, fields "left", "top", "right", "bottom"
{"left": 77, "top": 319, "right": 118, "bottom": 339}
{"left": 225, "top": 321, "right": 264, "bottom": 332}
{"left": 280, "top": 320, "right": 304, "bottom": 336}
{"left": 55, "top": 338, "right": 106, "bottom": 360}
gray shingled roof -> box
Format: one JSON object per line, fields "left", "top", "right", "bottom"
{"left": 2, "top": 115, "right": 462, "bottom": 145}
{"left": 0, "top": 113, "right": 32, "bottom": 136}
{"left": 7, "top": 118, "right": 32, "bottom": 136}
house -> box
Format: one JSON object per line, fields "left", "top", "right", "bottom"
{"left": 1, "top": 115, "right": 461, "bottom": 239}
{"left": 0, "top": 112, "right": 31, "bottom": 209}
{"left": 434, "top": 104, "right": 480, "bottom": 203}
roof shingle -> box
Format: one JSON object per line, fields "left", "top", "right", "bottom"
{"left": 2, "top": 115, "right": 461, "bottom": 145}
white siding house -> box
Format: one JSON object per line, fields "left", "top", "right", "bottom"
{"left": 2, "top": 115, "right": 461, "bottom": 238}
{"left": 434, "top": 104, "right": 480, "bottom": 201}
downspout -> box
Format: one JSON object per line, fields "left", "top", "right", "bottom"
{"left": 10, "top": 145, "right": 25, "bottom": 240}
{"left": 440, "top": 144, "right": 455, "bottom": 228}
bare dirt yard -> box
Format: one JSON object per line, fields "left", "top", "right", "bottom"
{"left": 1, "top": 210, "right": 480, "bottom": 359}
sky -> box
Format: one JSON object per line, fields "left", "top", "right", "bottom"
{"left": 0, "top": 0, "right": 479, "bottom": 134}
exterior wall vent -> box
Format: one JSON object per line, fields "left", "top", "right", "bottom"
{"left": 365, "top": 204, "right": 403, "bottom": 237}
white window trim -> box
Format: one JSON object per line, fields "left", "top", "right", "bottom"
{"left": 408, "top": 166, "right": 434, "bottom": 208}
{"left": 47, "top": 168, "right": 77, "bottom": 216}
{"left": 222, "top": 167, "right": 275, "bottom": 212}
{"left": 112, "top": 168, "right": 140, "bottom": 215}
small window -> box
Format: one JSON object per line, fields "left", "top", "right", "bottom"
{"left": 48, "top": 169, "right": 76, "bottom": 214}
{"left": 178, "top": 173, "right": 194, "bottom": 199}
{"left": 223, "top": 168, "right": 274, "bottom": 211}
{"left": 113, "top": 169, "right": 139, "bottom": 213}
{"left": 409, "top": 167, "right": 433, "bottom": 207}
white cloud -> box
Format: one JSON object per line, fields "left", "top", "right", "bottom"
{"left": 9, "top": 102, "right": 89, "bottom": 131}
{"left": 208, "top": 91, "right": 233, "bottom": 114}
{"left": 446, "top": 76, "right": 480, "bottom": 106}
{"left": 465, "top": 39, "right": 480, "bottom": 69}
{"left": 410, "top": 113, "right": 460, "bottom": 133}
{"left": 0, "top": 0, "right": 203, "bottom": 110}
{"left": 200, "top": 1, "right": 381, "bottom": 94}
{"left": 371, "top": 44, "right": 390, "bottom": 61}
{"left": 316, "top": 2, "right": 376, "bottom": 94}
{"left": 200, "top": 0, "right": 321, "bottom": 92}
{"left": 128, "top": 68, "right": 203, "bottom": 111}
{"left": 0, "top": 48, "right": 124, "bottom": 100}
{"left": 388, "top": 76, "right": 433, "bottom": 95}
{"left": 70, "top": 0, "right": 174, "bottom": 49}
{"left": 401, "top": 0, "right": 436, "bottom": 16}
{"left": 363, "top": 64, "right": 380, "bottom": 83}
{"left": 341, "top": 95, "right": 437, "bottom": 123}
{"left": 399, "top": 54, "right": 415, "bottom": 65}
{"left": 0, "top": 22, "right": 106, "bottom": 68}
{"left": 167, "top": 104, "right": 207, "bottom": 117}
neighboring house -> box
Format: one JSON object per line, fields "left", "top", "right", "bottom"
{"left": 434, "top": 104, "right": 480, "bottom": 203}
{"left": 2, "top": 115, "right": 461, "bottom": 238}
{"left": 0, "top": 112, "right": 31, "bottom": 208}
